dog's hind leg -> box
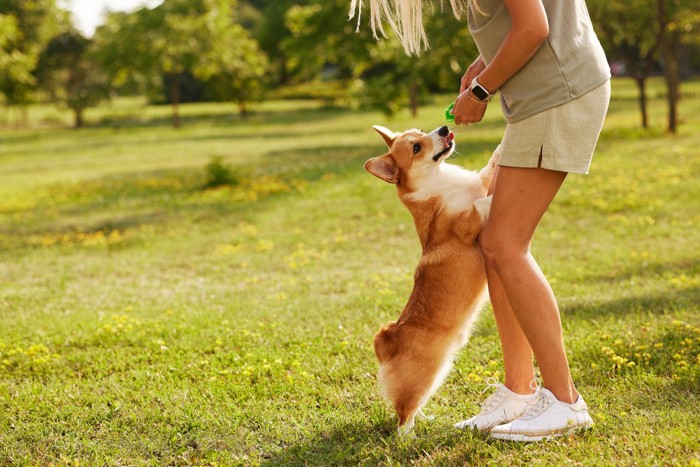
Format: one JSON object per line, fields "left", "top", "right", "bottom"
{"left": 394, "top": 355, "right": 454, "bottom": 435}
{"left": 396, "top": 398, "right": 422, "bottom": 436}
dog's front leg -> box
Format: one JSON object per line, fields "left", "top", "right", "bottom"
{"left": 479, "top": 146, "right": 501, "bottom": 190}
{"left": 473, "top": 195, "right": 492, "bottom": 222}
{"left": 453, "top": 195, "right": 492, "bottom": 240}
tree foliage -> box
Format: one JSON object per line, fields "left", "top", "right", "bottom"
{"left": 3, "top": 0, "right": 698, "bottom": 129}
{"left": 36, "top": 30, "right": 110, "bottom": 128}
{"left": 0, "top": 0, "right": 67, "bottom": 109}
{"left": 0, "top": 14, "right": 35, "bottom": 107}
{"left": 588, "top": 0, "right": 659, "bottom": 128}
{"left": 282, "top": 0, "right": 477, "bottom": 116}
{"left": 201, "top": 24, "right": 268, "bottom": 117}
{"left": 93, "top": 0, "right": 268, "bottom": 126}
{"left": 657, "top": 0, "right": 700, "bottom": 133}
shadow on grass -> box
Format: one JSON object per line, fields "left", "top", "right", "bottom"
{"left": 93, "top": 104, "right": 349, "bottom": 130}
{"left": 562, "top": 260, "right": 700, "bottom": 320}
{"left": 259, "top": 417, "right": 499, "bottom": 466}
{"left": 261, "top": 419, "right": 394, "bottom": 465}
{"left": 0, "top": 145, "right": 380, "bottom": 251}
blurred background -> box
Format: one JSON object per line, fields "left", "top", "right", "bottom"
{"left": 0, "top": 0, "right": 698, "bottom": 131}
{"left": 1, "top": 2, "right": 699, "bottom": 463}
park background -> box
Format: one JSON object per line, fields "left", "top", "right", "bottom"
{"left": 0, "top": 0, "right": 699, "bottom": 464}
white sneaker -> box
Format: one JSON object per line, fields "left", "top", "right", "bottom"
{"left": 490, "top": 388, "right": 594, "bottom": 442}
{"left": 454, "top": 379, "right": 538, "bottom": 431}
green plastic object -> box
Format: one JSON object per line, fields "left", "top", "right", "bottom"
{"left": 445, "top": 102, "right": 455, "bottom": 123}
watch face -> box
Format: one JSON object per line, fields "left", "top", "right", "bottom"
{"left": 472, "top": 85, "right": 489, "bottom": 101}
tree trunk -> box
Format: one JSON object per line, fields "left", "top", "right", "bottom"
{"left": 634, "top": 77, "right": 648, "bottom": 129}
{"left": 21, "top": 106, "right": 28, "bottom": 128}
{"left": 238, "top": 100, "right": 248, "bottom": 120}
{"left": 170, "top": 73, "right": 181, "bottom": 129}
{"left": 665, "top": 33, "right": 680, "bottom": 134}
{"left": 657, "top": 0, "right": 679, "bottom": 134}
{"left": 73, "top": 108, "right": 83, "bottom": 128}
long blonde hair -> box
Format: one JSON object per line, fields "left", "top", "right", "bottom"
{"left": 348, "top": 0, "right": 472, "bottom": 55}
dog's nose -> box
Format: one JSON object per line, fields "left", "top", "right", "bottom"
{"left": 438, "top": 126, "right": 450, "bottom": 137}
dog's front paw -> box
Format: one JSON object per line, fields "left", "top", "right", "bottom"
{"left": 489, "top": 145, "right": 501, "bottom": 168}
{"left": 474, "top": 195, "right": 493, "bottom": 221}
{"left": 479, "top": 146, "right": 500, "bottom": 185}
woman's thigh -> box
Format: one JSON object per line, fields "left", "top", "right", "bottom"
{"left": 482, "top": 166, "right": 567, "bottom": 253}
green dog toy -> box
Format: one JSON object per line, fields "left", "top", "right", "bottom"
{"left": 445, "top": 102, "right": 455, "bottom": 123}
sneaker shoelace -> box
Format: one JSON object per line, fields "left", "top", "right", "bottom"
{"left": 521, "top": 390, "right": 556, "bottom": 420}
{"left": 479, "top": 377, "right": 509, "bottom": 413}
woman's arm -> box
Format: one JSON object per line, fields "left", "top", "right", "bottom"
{"left": 452, "top": 0, "right": 549, "bottom": 125}
{"left": 476, "top": 0, "right": 549, "bottom": 94}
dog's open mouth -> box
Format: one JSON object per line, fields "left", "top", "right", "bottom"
{"left": 433, "top": 141, "right": 454, "bottom": 162}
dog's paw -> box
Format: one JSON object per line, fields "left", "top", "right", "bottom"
{"left": 479, "top": 146, "right": 500, "bottom": 183}
{"left": 489, "top": 145, "right": 501, "bottom": 169}
{"left": 474, "top": 195, "right": 493, "bottom": 220}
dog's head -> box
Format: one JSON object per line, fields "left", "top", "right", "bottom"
{"left": 364, "top": 125, "right": 455, "bottom": 191}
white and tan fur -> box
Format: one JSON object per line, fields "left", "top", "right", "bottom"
{"left": 365, "top": 125, "right": 498, "bottom": 434}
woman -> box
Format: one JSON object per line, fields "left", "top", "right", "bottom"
{"left": 350, "top": 0, "right": 610, "bottom": 441}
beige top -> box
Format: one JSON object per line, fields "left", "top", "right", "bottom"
{"left": 468, "top": 0, "right": 611, "bottom": 123}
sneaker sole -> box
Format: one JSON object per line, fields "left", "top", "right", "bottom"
{"left": 490, "top": 422, "right": 593, "bottom": 442}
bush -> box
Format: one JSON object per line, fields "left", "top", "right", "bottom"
{"left": 203, "top": 156, "right": 240, "bottom": 189}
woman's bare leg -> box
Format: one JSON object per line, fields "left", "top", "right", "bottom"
{"left": 484, "top": 166, "right": 536, "bottom": 395}
{"left": 481, "top": 165, "right": 578, "bottom": 404}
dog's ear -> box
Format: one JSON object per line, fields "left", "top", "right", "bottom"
{"left": 365, "top": 155, "right": 399, "bottom": 184}
{"left": 373, "top": 125, "right": 396, "bottom": 148}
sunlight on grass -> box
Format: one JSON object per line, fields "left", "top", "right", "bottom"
{"left": 0, "top": 77, "right": 698, "bottom": 465}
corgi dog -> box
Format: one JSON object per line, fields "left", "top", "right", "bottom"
{"left": 365, "top": 125, "right": 498, "bottom": 434}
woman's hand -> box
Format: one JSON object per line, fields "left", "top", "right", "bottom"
{"left": 452, "top": 89, "right": 488, "bottom": 126}
{"left": 452, "top": 56, "right": 488, "bottom": 126}
{"left": 459, "top": 56, "right": 486, "bottom": 96}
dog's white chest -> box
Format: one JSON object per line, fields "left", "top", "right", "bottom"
{"left": 408, "top": 164, "right": 482, "bottom": 214}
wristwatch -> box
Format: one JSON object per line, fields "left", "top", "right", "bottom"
{"left": 470, "top": 76, "right": 493, "bottom": 102}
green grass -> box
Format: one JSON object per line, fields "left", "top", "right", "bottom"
{"left": 0, "top": 77, "right": 698, "bottom": 465}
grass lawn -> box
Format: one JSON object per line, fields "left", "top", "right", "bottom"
{"left": 0, "top": 77, "right": 698, "bottom": 465}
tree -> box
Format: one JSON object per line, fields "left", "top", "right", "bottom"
{"left": 283, "top": 0, "right": 477, "bottom": 116}
{"left": 199, "top": 24, "right": 268, "bottom": 118}
{"left": 92, "top": 11, "right": 158, "bottom": 98}
{"left": 254, "top": 0, "right": 303, "bottom": 86}
{"left": 93, "top": 0, "right": 269, "bottom": 127}
{"left": 93, "top": 1, "right": 209, "bottom": 128}
{"left": 129, "top": 0, "right": 213, "bottom": 128}
{"left": 657, "top": 0, "right": 700, "bottom": 133}
{"left": 0, "top": 14, "right": 35, "bottom": 112}
{"left": 0, "top": 1, "right": 68, "bottom": 122}
{"left": 589, "top": 0, "right": 658, "bottom": 129}
{"left": 36, "top": 31, "right": 110, "bottom": 128}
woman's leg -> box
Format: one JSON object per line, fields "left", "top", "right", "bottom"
{"left": 481, "top": 165, "right": 578, "bottom": 404}
{"left": 484, "top": 166, "right": 536, "bottom": 396}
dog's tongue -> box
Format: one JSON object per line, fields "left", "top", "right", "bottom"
{"left": 447, "top": 132, "right": 454, "bottom": 143}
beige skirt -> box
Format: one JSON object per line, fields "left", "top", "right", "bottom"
{"left": 498, "top": 80, "right": 611, "bottom": 174}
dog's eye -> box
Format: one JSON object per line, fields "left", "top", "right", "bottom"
{"left": 413, "top": 143, "right": 421, "bottom": 155}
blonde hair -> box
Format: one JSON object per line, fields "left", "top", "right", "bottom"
{"left": 348, "top": 0, "right": 472, "bottom": 56}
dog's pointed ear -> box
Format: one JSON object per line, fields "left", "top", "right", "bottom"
{"left": 373, "top": 125, "right": 396, "bottom": 148}
{"left": 365, "top": 155, "right": 399, "bottom": 184}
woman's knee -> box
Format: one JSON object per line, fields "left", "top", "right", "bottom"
{"left": 479, "top": 226, "right": 527, "bottom": 269}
